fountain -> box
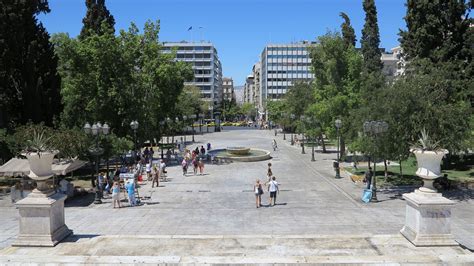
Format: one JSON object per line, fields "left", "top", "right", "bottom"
{"left": 209, "top": 147, "right": 271, "bottom": 162}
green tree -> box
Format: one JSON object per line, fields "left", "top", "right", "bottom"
{"left": 340, "top": 12, "right": 356, "bottom": 48}
{"left": 0, "top": 0, "right": 62, "bottom": 129}
{"left": 361, "top": 0, "right": 383, "bottom": 73}
{"left": 308, "top": 32, "right": 363, "bottom": 155}
{"left": 399, "top": 0, "right": 471, "bottom": 64}
{"left": 284, "top": 82, "right": 314, "bottom": 118}
{"left": 79, "top": 0, "right": 115, "bottom": 39}
{"left": 54, "top": 21, "right": 192, "bottom": 143}
{"left": 241, "top": 103, "right": 257, "bottom": 121}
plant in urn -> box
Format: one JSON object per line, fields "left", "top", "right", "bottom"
{"left": 410, "top": 129, "right": 448, "bottom": 193}
{"left": 23, "top": 130, "right": 58, "bottom": 196}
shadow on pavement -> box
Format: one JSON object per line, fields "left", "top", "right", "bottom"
{"left": 62, "top": 234, "right": 100, "bottom": 243}
{"left": 65, "top": 193, "right": 95, "bottom": 207}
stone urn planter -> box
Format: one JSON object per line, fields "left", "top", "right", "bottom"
{"left": 400, "top": 131, "right": 456, "bottom": 247}
{"left": 14, "top": 130, "right": 72, "bottom": 247}
{"left": 411, "top": 148, "right": 448, "bottom": 193}
{"left": 24, "top": 151, "right": 57, "bottom": 196}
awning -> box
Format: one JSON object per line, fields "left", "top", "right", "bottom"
{"left": 0, "top": 158, "right": 86, "bottom": 177}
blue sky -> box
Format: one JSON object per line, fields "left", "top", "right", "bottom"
{"left": 38, "top": 0, "right": 407, "bottom": 85}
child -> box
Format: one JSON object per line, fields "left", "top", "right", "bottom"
{"left": 182, "top": 158, "right": 188, "bottom": 176}
{"left": 198, "top": 158, "right": 205, "bottom": 175}
{"left": 111, "top": 181, "right": 121, "bottom": 208}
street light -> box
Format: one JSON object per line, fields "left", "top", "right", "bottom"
{"left": 334, "top": 119, "right": 342, "bottom": 179}
{"left": 159, "top": 120, "right": 166, "bottom": 159}
{"left": 199, "top": 113, "right": 204, "bottom": 134}
{"left": 363, "top": 120, "right": 388, "bottom": 202}
{"left": 290, "top": 114, "right": 295, "bottom": 145}
{"left": 282, "top": 112, "right": 287, "bottom": 140}
{"left": 190, "top": 114, "right": 197, "bottom": 142}
{"left": 84, "top": 121, "right": 110, "bottom": 204}
{"left": 300, "top": 115, "right": 306, "bottom": 154}
{"left": 130, "top": 120, "right": 139, "bottom": 155}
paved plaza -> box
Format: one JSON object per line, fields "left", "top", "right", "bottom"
{"left": 0, "top": 128, "right": 473, "bottom": 263}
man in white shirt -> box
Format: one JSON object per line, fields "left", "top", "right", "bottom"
{"left": 267, "top": 176, "right": 279, "bottom": 206}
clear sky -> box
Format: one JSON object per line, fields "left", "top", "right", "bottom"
{"left": 38, "top": 0, "right": 407, "bottom": 85}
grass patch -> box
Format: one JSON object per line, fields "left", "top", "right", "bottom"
{"left": 344, "top": 155, "right": 473, "bottom": 187}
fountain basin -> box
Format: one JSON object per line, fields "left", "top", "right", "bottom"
{"left": 226, "top": 147, "right": 251, "bottom": 156}
{"left": 210, "top": 148, "right": 271, "bottom": 162}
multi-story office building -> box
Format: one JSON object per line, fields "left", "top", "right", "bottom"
{"left": 252, "top": 62, "right": 261, "bottom": 111}
{"left": 260, "top": 42, "right": 315, "bottom": 104}
{"left": 162, "top": 42, "right": 223, "bottom": 107}
{"left": 243, "top": 75, "right": 254, "bottom": 104}
{"left": 222, "top": 77, "right": 235, "bottom": 102}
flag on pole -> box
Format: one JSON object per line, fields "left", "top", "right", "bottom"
{"left": 187, "top": 26, "right": 193, "bottom": 31}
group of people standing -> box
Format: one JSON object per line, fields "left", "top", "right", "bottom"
{"left": 254, "top": 162, "right": 280, "bottom": 208}
{"left": 181, "top": 146, "right": 206, "bottom": 176}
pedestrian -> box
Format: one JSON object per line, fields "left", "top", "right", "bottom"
{"left": 266, "top": 163, "right": 273, "bottom": 183}
{"left": 149, "top": 146, "right": 154, "bottom": 161}
{"left": 198, "top": 158, "right": 205, "bottom": 175}
{"left": 97, "top": 172, "right": 106, "bottom": 193}
{"left": 152, "top": 166, "right": 160, "bottom": 188}
{"left": 195, "top": 147, "right": 200, "bottom": 155}
{"left": 192, "top": 157, "right": 198, "bottom": 175}
{"left": 160, "top": 159, "right": 167, "bottom": 180}
{"left": 181, "top": 158, "right": 188, "bottom": 176}
{"left": 207, "top": 142, "right": 211, "bottom": 151}
{"left": 353, "top": 161, "right": 358, "bottom": 171}
{"left": 125, "top": 179, "right": 136, "bottom": 207}
{"left": 272, "top": 139, "right": 278, "bottom": 151}
{"left": 111, "top": 181, "right": 121, "bottom": 208}
{"left": 200, "top": 145, "right": 206, "bottom": 155}
{"left": 145, "top": 161, "right": 152, "bottom": 181}
{"left": 254, "top": 179, "right": 263, "bottom": 208}
{"left": 267, "top": 176, "right": 279, "bottom": 206}
{"left": 364, "top": 167, "right": 373, "bottom": 189}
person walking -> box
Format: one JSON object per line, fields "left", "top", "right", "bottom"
{"left": 266, "top": 163, "right": 273, "bottom": 183}
{"left": 254, "top": 179, "right": 263, "bottom": 208}
{"left": 151, "top": 166, "right": 160, "bottom": 188}
{"left": 364, "top": 167, "right": 373, "bottom": 189}
{"left": 145, "top": 161, "right": 152, "bottom": 181}
{"left": 200, "top": 146, "right": 206, "bottom": 155}
{"left": 267, "top": 176, "right": 279, "bottom": 206}
{"left": 192, "top": 158, "right": 198, "bottom": 175}
{"left": 272, "top": 139, "right": 278, "bottom": 151}
{"left": 111, "top": 181, "right": 121, "bottom": 208}
{"left": 198, "top": 158, "right": 205, "bottom": 175}
{"left": 125, "top": 179, "right": 136, "bottom": 207}
{"left": 181, "top": 158, "right": 188, "bottom": 176}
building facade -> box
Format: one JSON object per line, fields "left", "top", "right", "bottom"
{"left": 243, "top": 75, "right": 254, "bottom": 104}
{"left": 260, "top": 42, "right": 315, "bottom": 104}
{"left": 381, "top": 46, "right": 405, "bottom": 79}
{"left": 222, "top": 77, "right": 235, "bottom": 102}
{"left": 162, "top": 42, "right": 223, "bottom": 107}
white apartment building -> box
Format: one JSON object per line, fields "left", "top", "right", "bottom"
{"left": 162, "top": 42, "right": 223, "bottom": 107}
{"left": 260, "top": 42, "right": 315, "bottom": 104}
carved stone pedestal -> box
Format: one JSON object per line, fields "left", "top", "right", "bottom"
{"left": 13, "top": 192, "right": 72, "bottom": 247}
{"left": 400, "top": 190, "right": 457, "bottom": 247}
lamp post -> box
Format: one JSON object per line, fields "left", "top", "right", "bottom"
{"left": 84, "top": 122, "right": 110, "bottom": 204}
{"left": 214, "top": 111, "right": 221, "bottom": 132}
{"left": 363, "top": 120, "right": 388, "bottom": 202}
{"left": 290, "top": 114, "right": 295, "bottom": 145}
{"left": 130, "top": 120, "right": 139, "bottom": 156}
{"left": 190, "top": 114, "right": 197, "bottom": 142}
{"left": 199, "top": 113, "right": 204, "bottom": 134}
{"left": 182, "top": 116, "right": 187, "bottom": 144}
{"left": 159, "top": 120, "right": 165, "bottom": 159}
{"left": 300, "top": 115, "right": 306, "bottom": 154}
{"left": 334, "top": 119, "right": 342, "bottom": 179}
{"left": 282, "top": 112, "right": 286, "bottom": 140}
